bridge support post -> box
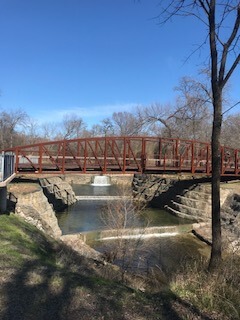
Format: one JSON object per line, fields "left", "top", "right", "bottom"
{"left": 0, "top": 186, "right": 7, "bottom": 213}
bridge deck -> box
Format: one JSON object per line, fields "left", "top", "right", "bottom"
{"left": 4, "top": 136, "right": 240, "bottom": 176}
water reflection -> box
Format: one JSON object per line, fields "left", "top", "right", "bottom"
{"left": 56, "top": 199, "right": 191, "bottom": 235}
{"left": 56, "top": 200, "right": 105, "bottom": 234}
{"left": 72, "top": 184, "right": 119, "bottom": 196}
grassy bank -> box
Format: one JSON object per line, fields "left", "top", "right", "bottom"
{"left": 0, "top": 214, "right": 239, "bottom": 320}
{"left": 170, "top": 257, "right": 240, "bottom": 320}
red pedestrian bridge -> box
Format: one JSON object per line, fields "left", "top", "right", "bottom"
{"left": 3, "top": 136, "right": 240, "bottom": 176}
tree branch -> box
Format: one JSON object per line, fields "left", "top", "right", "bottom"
{"left": 219, "top": 5, "right": 240, "bottom": 85}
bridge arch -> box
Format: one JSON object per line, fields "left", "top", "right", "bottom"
{"left": 4, "top": 136, "right": 240, "bottom": 176}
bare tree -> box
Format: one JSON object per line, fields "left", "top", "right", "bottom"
{"left": 136, "top": 93, "right": 211, "bottom": 140}
{"left": 0, "top": 108, "right": 28, "bottom": 149}
{"left": 100, "top": 187, "right": 148, "bottom": 276}
{"left": 221, "top": 113, "right": 240, "bottom": 149}
{"left": 112, "top": 111, "right": 143, "bottom": 136}
{"left": 88, "top": 124, "right": 104, "bottom": 137}
{"left": 17, "top": 118, "right": 41, "bottom": 145}
{"left": 136, "top": 103, "right": 176, "bottom": 137}
{"left": 100, "top": 118, "right": 115, "bottom": 136}
{"left": 158, "top": 0, "right": 240, "bottom": 270}
{"left": 40, "top": 122, "right": 59, "bottom": 141}
{"left": 58, "top": 113, "right": 87, "bottom": 140}
{"left": 41, "top": 116, "right": 86, "bottom": 141}
{"left": 174, "top": 76, "right": 212, "bottom": 140}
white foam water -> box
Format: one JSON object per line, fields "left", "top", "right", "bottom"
{"left": 91, "top": 175, "right": 111, "bottom": 186}
{"left": 99, "top": 232, "right": 179, "bottom": 241}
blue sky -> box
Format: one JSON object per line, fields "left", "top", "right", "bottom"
{"left": 0, "top": 0, "right": 239, "bottom": 128}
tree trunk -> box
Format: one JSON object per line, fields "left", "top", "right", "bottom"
{"left": 208, "top": 0, "right": 223, "bottom": 271}
{"left": 209, "top": 92, "right": 222, "bottom": 271}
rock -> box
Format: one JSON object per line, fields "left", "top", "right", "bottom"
{"left": 13, "top": 187, "right": 62, "bottom": 238}
{"left": 191, "top": 189, "right": 240, "bottom": 253}
{"left": 40, "top": 176, "right": 77, "bottom": 210}
{"left": 192, "top": 222, "right": 212, "bottom": 245}
{"left": 60, "top": 234, "right": 103, "bottom": 260}
{"left": 132, "top": 174, "right": 173, "bottom": 203}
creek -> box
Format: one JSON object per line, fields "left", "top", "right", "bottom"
{"left": 56, "top": 181, "right": 210, "bottom": 274}
{"left": 56, "top": 184, "right": 190, "bottom": 235}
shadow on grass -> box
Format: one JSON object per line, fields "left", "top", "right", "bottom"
{"left": 0, "top": 257, "right": 126, "bottom": 320}
{"left": 0, "top": 258, "right": 216, "bottom": 320}
{"left": 151, "top": 292, "right": 214, "bottom": 320}
{"left": 0, "top": 214, "right": 218, "bottom": 320}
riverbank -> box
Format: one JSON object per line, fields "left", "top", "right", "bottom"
{"left": 1, "top": 214, "right": 239, "bottom": 320}
{"left": 3, "top": 175, "right": 240, "bottom": 319}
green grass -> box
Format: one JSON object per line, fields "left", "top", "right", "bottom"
{"left": 0, "top": 214, "right": 57, "bottom": 267}
{"left": 170, "top": 257, "right": 240, "bottom": 320}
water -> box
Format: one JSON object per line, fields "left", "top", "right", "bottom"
{"left": 91, "top": 175, "right": 111, "bottom": 186}
{"left": 56, "top": 184, "right": 192, "bottom": 235}
{"left": 56, "top": 201, "right": 189, "bottom": 235}
{"left": 73, "top": 184, "right": 119, "bottom": 196}
{"left": 93, "top": 233, "right": 210, "bottom": 275}
{"left": 56, "top": 183, "right": 210, "bottom": 275}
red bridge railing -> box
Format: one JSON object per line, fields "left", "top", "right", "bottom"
{"left": 4, "top": 136, "right": 240, "bottom": 176}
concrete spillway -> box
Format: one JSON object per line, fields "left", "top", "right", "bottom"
{"left": 78, "top": 225, "right": 192, "bottom": 243}
{"left": 91, "top": 175, "right": 111, "bottom": 186}
{"left": 76, "top": 195, "right": 131, "bottom": 201}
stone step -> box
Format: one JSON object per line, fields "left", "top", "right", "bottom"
{"left": 170, "top": 200, "right": 211, "bottom": 219}
{"left": 176, "top": 195, "right": 211, "bottom": 211}
{"left": 193, "top": 184, "right": 211, "bottom": 193}
{"left": 164, "top": 205, "right": 204, "bottom": 222}
{"left": 183, "top": 189, "right": 211, "bottom": 201}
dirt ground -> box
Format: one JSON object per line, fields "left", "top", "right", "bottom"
{"left": 8, "top": 182, "right": 41, "bottom": 194}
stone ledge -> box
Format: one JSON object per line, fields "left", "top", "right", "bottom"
{"left": 0, "top": 173, "right": 16, "bottom": 187}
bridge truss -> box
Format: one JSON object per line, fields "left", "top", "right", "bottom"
{"left": 4, "top": 136, "right": 240, "bottom": 176}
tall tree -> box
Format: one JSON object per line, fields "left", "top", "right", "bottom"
{"left": 158, "top": 1, "right": 240, "bottom": 270}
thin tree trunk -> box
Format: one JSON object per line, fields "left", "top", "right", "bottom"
{"left": 208, "top": 0, "right": 222, "bottom": 271}
{"left": 209, "top": 93, "right": 222, "bottom": 270}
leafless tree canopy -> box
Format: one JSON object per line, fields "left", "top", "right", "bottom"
{"left": 0, "top": 109, "right": 28, "bottom": 149}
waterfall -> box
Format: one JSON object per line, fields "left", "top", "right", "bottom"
{"left": 97, "top": 225, "right": 180, "bottom": 241}
{"left": 91, "top": 175, "right": 111, "bottom": 186}
{"left": 99, "top": 232, "right": 179, "bottom": 241}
